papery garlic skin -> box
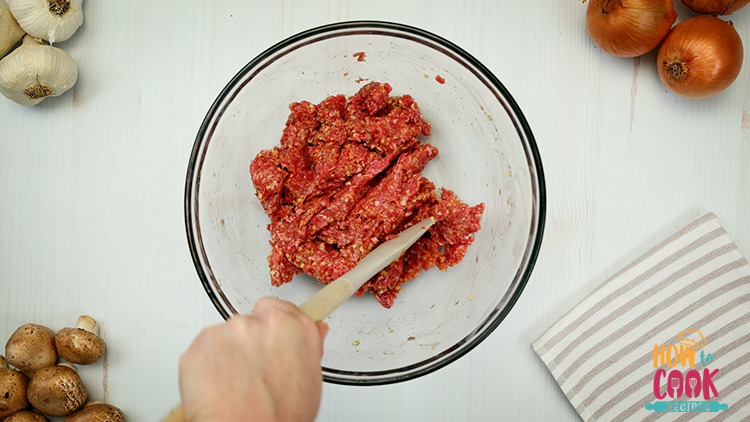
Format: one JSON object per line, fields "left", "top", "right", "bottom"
{"left": 0, "top": 35, "right": 77, "bottom": 105}
{"left": 9, "top": 0, "right": 82, "bottom": 43}
{"left": 1, "top": 1, "right": 25, "bottom": 56}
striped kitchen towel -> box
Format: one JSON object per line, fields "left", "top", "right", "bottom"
{"left": 533, "top": 212, "right": 750, "bottom": 421}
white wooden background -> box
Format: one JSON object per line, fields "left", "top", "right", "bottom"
{"left": 1, "top": 1, "right": 749, "bottom": 421}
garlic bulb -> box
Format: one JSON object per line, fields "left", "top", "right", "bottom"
{"left": 1, "top": 0, "right": 25, "bottom": 56}
{"left": 0, "top": 34, "right": 77, "bottom": 105}
{"left": 9, "top": 0, "right": 82, "bottom": 43}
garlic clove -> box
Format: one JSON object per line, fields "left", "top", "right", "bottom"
{"left": 1, "top": 0, "right": 25, "bottom": 57}
{"left": 0, "top": 34, "right": 77, "bottom": 105}
{"left": 9, "top": 0, "right": 83, "bottom": 44}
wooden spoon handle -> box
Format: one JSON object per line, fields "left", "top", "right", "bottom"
{"left": 299, "top": 277, "right": 354, "bottom": 322}
{"left": 299, "top": 216, "right": 435, "bottom": 322}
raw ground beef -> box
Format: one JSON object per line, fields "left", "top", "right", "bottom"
{"left": 250, "top": 81, "right": 484, "bottom": 308}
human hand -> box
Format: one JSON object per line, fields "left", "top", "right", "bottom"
{"left": 178, "top": 297, "right": 329, "bottom": 422}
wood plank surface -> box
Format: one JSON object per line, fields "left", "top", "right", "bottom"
{"left": 1, "top": 1, "right": 748, "bottom": 421}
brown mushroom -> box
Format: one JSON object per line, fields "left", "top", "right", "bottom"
{"left": 0, "top": 355, "right": 30, "bottom": 419}
{"left": 64, "top": 401, "right": 125, "bottom": 422}
{"left": 26, "top": 363, "right": 87, "bottom": 417}
{"left": 5, "top": 324, "right": 58, "bottom": 378}
{"left": 3, "top": 409, "right": 51, "bottom": 422}
{"left": 55, "top": 316, "right": 106, "bottom": 365}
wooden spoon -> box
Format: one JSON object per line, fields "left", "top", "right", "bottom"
{"left": 159, "top": 217, "right": 435, "bottom": 422}
{"left": 299, "top": 216, "right": 435, "bottom": 322}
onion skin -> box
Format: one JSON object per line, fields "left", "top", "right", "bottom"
{"left": 587, "top": 0, "right": 677, "bottom": 57}
{"left": 657, "top": 16, "right": 744, "bottom": 99}
{"left": 680, "top": 0, "right": 750, "bottom": 16}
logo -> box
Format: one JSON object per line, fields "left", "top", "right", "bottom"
{"left": 645, "top": 329, "right": 729, "bottom": 413}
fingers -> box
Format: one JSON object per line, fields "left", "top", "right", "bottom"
{"left": 251, "top": 297, "right": 329, "bottom": 358}
{"left": 316, "top": 322, "right": 329, "bottom": 356}
{"left": 316, "top": 322, "right": 329, "bottom": 341}
{"left": 252, "top": 296, "right": 300, "bottom": 315}
{"left": 178, "top": 297, "right": 328, "bottom": 422}
{"left": 252, "top": 297, "right": 319, "bottom": 333}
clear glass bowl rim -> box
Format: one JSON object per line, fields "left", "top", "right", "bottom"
{"left": 184, "top": 20, "right": 547, "bottom": 386}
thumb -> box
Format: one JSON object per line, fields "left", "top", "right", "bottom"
{"left": 316, "top": 322, "right": 329, "bottom": 342}
{"left": 316, "top": 322, "right": 329, "bottom": 357}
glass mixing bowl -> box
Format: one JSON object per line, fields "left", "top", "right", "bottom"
{"left": 185, "top": 21, "right": 545, "bottom": 385}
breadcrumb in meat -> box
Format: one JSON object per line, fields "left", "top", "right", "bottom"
{"left": 250, "top": 81, "right": 484, "bottom": 307}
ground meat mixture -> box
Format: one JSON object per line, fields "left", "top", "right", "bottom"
{"left": 250, "top": 82, "right": 484, "bottom": 308}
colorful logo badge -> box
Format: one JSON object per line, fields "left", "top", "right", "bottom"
{"left": 645, "top": 330, "right": 728, "bottom": 413}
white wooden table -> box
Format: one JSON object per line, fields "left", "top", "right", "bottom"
{"left": 2, "top": 1, "right": 749, "bottom": 421}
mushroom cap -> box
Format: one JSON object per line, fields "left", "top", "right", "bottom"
{"left": 3, "top": 409, "right": 51, "bottom": 422}
{"left": 27, "top": 365, "right": 87, "bottom": 417}
{"left": 55, "top": 328, "right": 105, "bottom": 365}
{"left": 64, "top": 402, "right": 125, "bottom": 422}
{"left": 0, "top": 366, "right": 30, "bottom": 419}
{"left": 5, "top": 324, "right": 58, "bottom": 378}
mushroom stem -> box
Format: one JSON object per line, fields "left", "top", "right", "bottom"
{"left": 75, "top": 315, "right": 99, "bottom": 335}
{"left": 0, "top": 355, "right": 6, "bottom": 368}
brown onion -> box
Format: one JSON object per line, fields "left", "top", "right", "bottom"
{"left": 587, "top": 0, "right": 677, "bottom": 57}
{"left": 680, "top": 0, "right": 750, "bottom": 16}
{"left": 657, "top": 16, "right": 744, "bottom": 99}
